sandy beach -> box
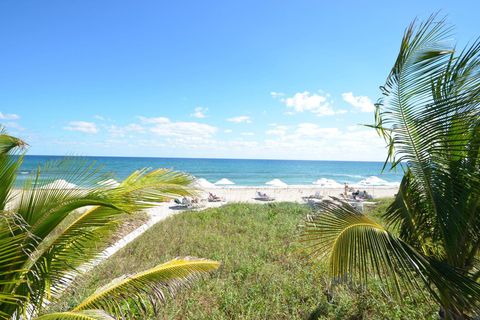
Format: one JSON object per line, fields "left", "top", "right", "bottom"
{"left": 196, "top": 185, "right": 398, "bottom": 203}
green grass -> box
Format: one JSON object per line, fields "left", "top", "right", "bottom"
{"left": 52, "top": 201, "right": 437, "bottom": 319}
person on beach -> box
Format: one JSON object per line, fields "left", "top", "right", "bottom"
{"left": 344, "top": 183, "right": 348, "bottom": 197}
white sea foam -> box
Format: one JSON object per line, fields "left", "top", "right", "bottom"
{"left": 329, "top": 173, "right": 365, "bottom": 179}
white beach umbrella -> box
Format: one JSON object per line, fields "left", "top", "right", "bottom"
{"left": 98, "top": 178, "right": 121, "bottom": 188}
{"left": 356, "top": 176, "right": 390, "bottom": 186}
{"left": 265, "top": 179, "right": 288, "bottom": 187}
{"left": 194, "top": 178, "right": 216, "bottom": 188}
{"left": 40, "top": 179, "right": 78, "bottom": 189}
{"left": 354, "top": 176, "right": 400, "bottom": 198}
{"left": 214, "top": 178, "right": 235, "bottom": 186}
{"left": 312, "top": 178, "right": 342, "bottom": 188}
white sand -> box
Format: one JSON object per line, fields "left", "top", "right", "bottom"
{"left": 201, "top": 185, "right": 397, "bottom": 203}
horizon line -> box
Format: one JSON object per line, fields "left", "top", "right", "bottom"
{"left": 24, "top": 153, "right": 387, "bottom": 163}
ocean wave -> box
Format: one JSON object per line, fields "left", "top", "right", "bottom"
{"left": 328, "top": 173, "right": 365, "bottom": 179}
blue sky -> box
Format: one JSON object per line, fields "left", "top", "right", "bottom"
{"left": 1, "top": 0, "right": 479, "bottom": 160}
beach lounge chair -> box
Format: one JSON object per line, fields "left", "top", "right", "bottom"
{"left": 190, "top": 197, "right": 206, "bottom": 209}
{"left": 339, "top": 193, "right": 353, "bottom": 201}
{"left": 362, "top": 191, "right": 373, "bottom": 200}
{"left": 302, "top": 191, "right": 323, "bottom": 201}
{"left": 208, "top": 192, "right": 223, "bottom": 202}
{"left": 254, "top": 191, "right": 275, "bottom": 201}
{"left": 173, "top": 197, "right": 196, "bottom": 209}
{"left": 306, "top": 198, "right": 323, "bottom": 209}
{"left": 348, "top": 201, "right": 364, "bottom": 212}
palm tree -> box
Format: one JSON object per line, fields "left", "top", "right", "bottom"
{"left": 0, "top": 130, "right": 219, "bottom": 319}
{"left": 302, "top": 16, "right": 480, "bottom": 319}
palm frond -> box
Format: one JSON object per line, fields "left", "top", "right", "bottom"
{"left": 72, "top": 258, "right": 220, "bottom": 317}
{"left": 0, "top": 131, "right": 204, "bottom": 318}
{"left": 0, "top": 130, "right": 26, "bottom": 155}
{"left": 0, "top": 128, "right": 26, "bottom": 210}
{"left": 108, "top": 168, "right": 196, "bottom": 207}
{"left": 13, "top": 164, "right": 196, "bottom": 313}
{"left": 381, "top": 170, "right": 441, "bottom": 256}
{"left": 34, "top": 310, "right": 115, "bottom": 320}
{"left": 303, "top": 200, "right": 480, "bottom": 314}
{"left": 23, "top": 167, "right": 194, "bottom": 282}
{"left": 15, "top": 157, "right": 113, "bottom": 229}
{"left": 0, "top": 212, "right": 34, "bottom": 318}
{"left": 376, "top": 15, "right": 454, "bottom": 197}
{"left": 0, "top": 153, "right": 23, "bottom": 211}
{"left": 376, "top": 13, "right": 480, "bottom": 278}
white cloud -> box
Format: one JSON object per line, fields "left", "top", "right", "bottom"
{"left": 191, "top": 107, "right": 208, "bottom": 118}
{"left": 224, "top": 140, "right": 259, "bottom": 148}
{"left": 139, "top": 116, "right": 217, "bottom": 138}
{"left": 266, "top": 125, "right": 288, "bottom": 136}
{"left": 93, "top": 115, "right": 105, "bottom": 120}
{"left": 3, "top": 122, "right": 24, "bottom": 131}
{"left": 64, "top": 121, "right": 98, "bottom": 134}
{"left": 295, "top": 123, "right": 340, "bottom": 137}
{"left": 107, "top": 125, "right": 124, "bottom": 137}
{"left": 53, "top": 113, "right": 385, "bottom": 161}
{"left": 0, "top": 112, "right": 20, "bottom": 120}
{"left": 270, "top": 91, "right": 285, "bottom": 98}
{"left": 138, "top": 116, "right": 170, "bottom": 124}
{"left": 125, "top": 123, "right": 145, "bottom": 132}
{"left": 261, "top": 123, "right": 385, "bottom": 160}
{"left": 342, "top": 92, "right": 375, "bottom": 112}
{"left": 266, "top": 123, "right": 340, "bottom": 140}
{"left": 280, "top": 91, "right": 338, "bottom": 116}
{"left": 107, "top": 123, "right": 146, "bottom": 138}
{"left": 227, "top": 115, "right": 251, "bottom": 123}
{"left": 150, "top": 122, "right": 217, "bottom": 138}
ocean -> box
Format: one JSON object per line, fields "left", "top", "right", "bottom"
{"left": 16, "top": 155, "right": 404, "bottom": 187}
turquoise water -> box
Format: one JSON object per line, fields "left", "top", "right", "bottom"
{"left": 16, "top": 156, "right": 403, "bottom": 187}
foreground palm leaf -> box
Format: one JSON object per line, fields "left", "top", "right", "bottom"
{"left": 34, "top": 310, "right": 115, "bottom": 320}
{"left": 0, "top": 130, "right": 25, "bottom": 155}
{"left": 303, "top": 15, "right": 480, "bottom": 319}
{"left": 72, "top": 258, "right": 220, "bottom": 317}
{"left": 0, "top": 128, "right": 219, "bottom": 319}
